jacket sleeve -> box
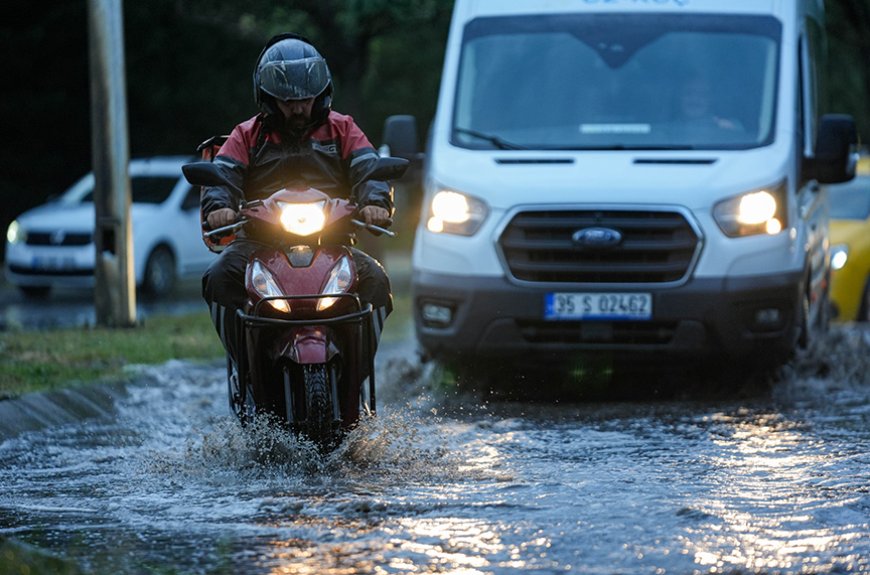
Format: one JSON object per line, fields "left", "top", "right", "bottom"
{"left": 200, "top": 123, "right": 252, "bottom": 216}
{"left": 341, "top": 118, "right": 394, "bottom": 213}
{"left": 349, "top": 147, "right": 394, "bottom": 213}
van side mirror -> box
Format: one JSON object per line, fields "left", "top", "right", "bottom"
{"left": 382, "top": 115, "right": 420, "bottom": 157}
{"left": 809, "top": 114, "right": 858, "bottom": 184}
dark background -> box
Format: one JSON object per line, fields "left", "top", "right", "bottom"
{"left": 1, "top": 0, "right": 868, "bottom": 264}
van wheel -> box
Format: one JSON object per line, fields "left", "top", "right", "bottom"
{"left": 797, "top": 289, "right": 811, "bottom": 350}
{"left": 142, "top": 246, "right": 176, "bottom": 297}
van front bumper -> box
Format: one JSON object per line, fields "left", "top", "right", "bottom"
{"left": 412, "top": 270, "right": 803, "bottom": 366}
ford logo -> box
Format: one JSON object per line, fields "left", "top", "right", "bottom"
{"left": 571, "top": 227, "right": 623, "bottom": 249}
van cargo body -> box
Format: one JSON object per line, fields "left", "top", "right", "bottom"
{"left": 406, "top": 0, "right": 856, "bottom": 374}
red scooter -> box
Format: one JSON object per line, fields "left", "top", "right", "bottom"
{"left": 182, "top": 155, "right": 407, "bottom": 449}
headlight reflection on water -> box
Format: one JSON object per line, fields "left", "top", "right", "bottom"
{"left": 684, "top": 411, "right": 864, "bottom": 574}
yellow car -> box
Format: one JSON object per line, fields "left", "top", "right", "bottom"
{"left": 828, "top": 155, "right": 870, "bottom": 322}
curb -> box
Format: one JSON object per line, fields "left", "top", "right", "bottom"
{"left": 0, "top": 382, "right": 128, "bottom": 440}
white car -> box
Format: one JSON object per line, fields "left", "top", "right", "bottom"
{"left": 4, "top": 156, "right": 215, "bottom": 298}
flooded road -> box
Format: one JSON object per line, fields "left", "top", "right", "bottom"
{"left": 1, "top": 327, "right": 869, "bottom": 574}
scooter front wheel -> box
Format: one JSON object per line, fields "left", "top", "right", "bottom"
{"left": 302, "top": 364, "right": 341, "bottom": 450}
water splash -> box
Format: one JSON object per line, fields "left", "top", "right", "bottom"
{"left": 775, "top": 324, "right": 870, "bottom": 405}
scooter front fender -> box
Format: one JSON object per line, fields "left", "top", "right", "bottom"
{"left": 279, "top": 327, "right": 340, "bottom": 365}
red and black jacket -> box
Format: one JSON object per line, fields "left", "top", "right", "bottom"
{"left": 201, "top": 111, "right": 392, "bottom": 217}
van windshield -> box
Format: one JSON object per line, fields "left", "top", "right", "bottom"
{"left": 453, "top": 14, "right": 781, "bottom": 151}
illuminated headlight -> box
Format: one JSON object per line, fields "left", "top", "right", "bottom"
{"left": 278, "top": 201, "right": 326, "bottom": 236}
{"left": 713, "top": 185, "right": 786, "bottom": 237}
{"left": 251, "top": 260, "right": 290, "bottom": 313}
{"left": 831, "top": 244, "right": 849, "bottom": 270}
{"left": 426, "top": 190, "right": 488, "bottom": 236}
{"left": 6, "top": 220, "right": 26, "bottom": 244}
{"left": 317, "top": 256, "right": 353, "bottom": 311}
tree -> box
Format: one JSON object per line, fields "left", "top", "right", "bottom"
{"left": 825, "top": 0, "right": 870, "bottom": 147}
{"left": 173, "top": 0, "right": 454, "bottom": 140}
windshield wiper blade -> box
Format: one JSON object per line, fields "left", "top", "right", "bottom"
{"left": 454, "top": 127, "right": 527, "bottom": 150}
{"left": 547, "top": 144, "right": 697, "bottom": 151}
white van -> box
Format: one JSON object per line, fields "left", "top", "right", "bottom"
{"left": 385, "top": 0, "right": 857, "bottom": 380}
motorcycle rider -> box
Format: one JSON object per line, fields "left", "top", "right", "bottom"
{"left": 200, "top": 33, "right": 394, "bottom": 372}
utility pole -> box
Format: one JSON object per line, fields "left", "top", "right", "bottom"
{"left": 88, "top": 0, "right": 136, "bottom": 327}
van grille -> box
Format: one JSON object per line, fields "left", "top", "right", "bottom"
{"left": 499, "top": 209, "right": 699, "bottom": 284}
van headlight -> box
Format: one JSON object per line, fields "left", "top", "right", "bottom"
{"left": 426, "top": 190, "right": 488, "bottom": 236}
{"left": 278, "top": 201, "right": 326, "bottom": 236}
{"left": 6, "top": 220, "right": 26, "bottom": 244}
{"left": 713, "top": 184, "right": 787, "bottom": 237}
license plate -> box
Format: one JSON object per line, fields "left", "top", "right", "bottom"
{"left": 545, "top": 292, "right": 652, "bottom": 321}
{"left": 32, "top": 256, "right": 75, "bottom": 271}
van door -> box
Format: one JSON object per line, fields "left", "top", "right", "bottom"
{"left": 797, "top": 17, "right": 830, "bottom": 326}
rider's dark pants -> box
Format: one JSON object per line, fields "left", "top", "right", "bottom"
{"left": 202, "top": 239, "right": 392, "bottom": 368}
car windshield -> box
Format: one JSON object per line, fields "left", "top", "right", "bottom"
{"left": 829, "top": 176, "right": 870, "bottom": 220}
{"left": 78, "top": 175, "right": 179, "bottom": 204}
{"left": 452, "top": 13, "right": 781, "bottom": 151}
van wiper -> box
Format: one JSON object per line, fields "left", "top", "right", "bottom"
{"left": 454, "top": 127, "right": 527, "bottom": 150}
{"left": 548, "top": 144, "right": 697, "bottom": 151}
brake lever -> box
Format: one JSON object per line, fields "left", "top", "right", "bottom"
{"left": 352, "top": 219, "right": 397, "bottom": 238}
{"left": 203, "top": 219, "right": 248, "bottom": 239}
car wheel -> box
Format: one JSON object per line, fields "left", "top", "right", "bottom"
{"left": 19, "top": 286, "right": 51, "bottom": 299}
{"left": 860, "top": 278, "right": 870, "bottom": 323}
{"left": 141, "top": 246, "right": 176, "bottom": 297}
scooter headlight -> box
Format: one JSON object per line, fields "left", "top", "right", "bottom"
{"left": 278, "top": 201, "right": 326, "bottom": 236}
{"left": 317, "top": 256, "right": 353, "bottom": 311}
{"left": 251, "top": 260, "right": 290, "bottom": 313}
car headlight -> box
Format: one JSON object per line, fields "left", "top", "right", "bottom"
{"left": 251, "top": 260, "right": 290, "bottom": 313}
{"left": 713, "top": 183, "right": 787, "bottom": 237}
{"left": 426, "top": 190, "right": 488, "bottom": 236}
{"left": 831, "top": 244, "right": 849, "bottom": 270}
{"left": 278, "top": 200, "right": 326, "bottom": 236}
{"left": 6, "top": 220, "right": 26, "bottom": 244}
{"left": 317, "top": 256, "right": 353, "bottom": 311}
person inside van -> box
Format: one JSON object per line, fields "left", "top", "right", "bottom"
{"left": 676, "top": 74, "right": 744, "bottom": 133}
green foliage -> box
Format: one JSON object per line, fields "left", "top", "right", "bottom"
{"left": 0, "top": 312, "right": 223, "bottom": 398}
{"left": 0, "top": 537, "right": 85, "bottom": 575}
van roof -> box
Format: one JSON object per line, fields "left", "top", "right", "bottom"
{"left": 453, "top": 0, "right": 824, "bottom": 20}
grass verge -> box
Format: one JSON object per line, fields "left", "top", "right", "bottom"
{"left": 0, "top": 311, "right": 223, "bottom": 399}
{"left": 0, "top": 293, "right": 411, "bottom": 400}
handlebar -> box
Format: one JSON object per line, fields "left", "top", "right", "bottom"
{"left": 202, "top": 218, "right": 396, "bottom": 239}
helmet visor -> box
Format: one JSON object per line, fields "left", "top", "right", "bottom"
{"left": 259, "top": 57, "right": 330, "bottom": 101}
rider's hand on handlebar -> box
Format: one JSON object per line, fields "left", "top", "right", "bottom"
{"left": 206, "top": 207, "right": 238, "bottom": 229}
{"left": 359, "top": 205, "right": 392, "bottom": 228}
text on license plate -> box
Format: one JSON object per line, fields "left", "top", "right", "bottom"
{"left": 545, "top": 292, "right": 652, "bottom": 321}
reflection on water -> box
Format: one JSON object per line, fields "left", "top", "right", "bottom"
{"left": 0, "top": 327, "right": 868, "bottom": 574}
{"left": 685, "top": 410, "right": 868, "bottom": 574}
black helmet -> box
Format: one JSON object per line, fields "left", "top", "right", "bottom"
{"left": 253, "top": 34, "right": 333, "bottom": 122}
